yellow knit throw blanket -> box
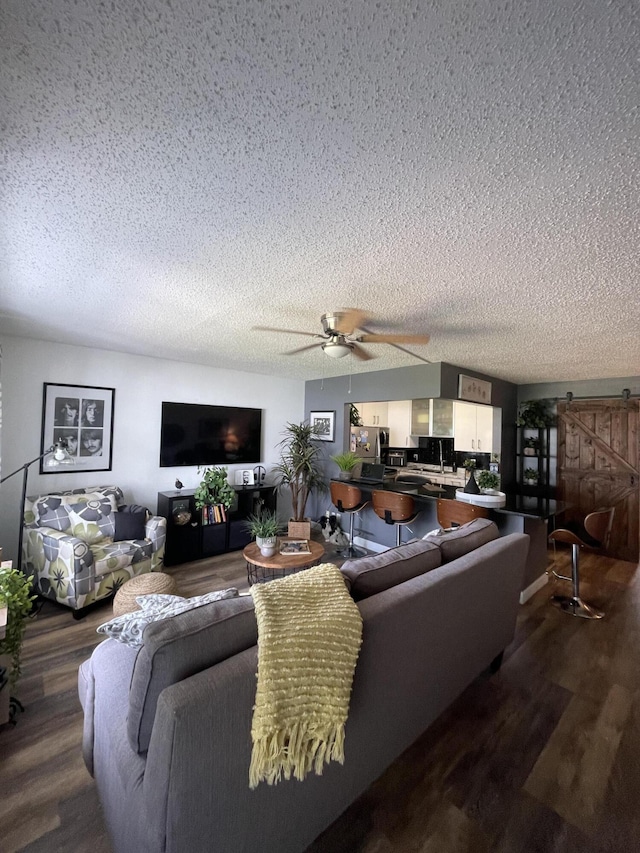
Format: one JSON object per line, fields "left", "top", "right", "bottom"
{"left": 249, "top": 563, "right": 363, "bottom": 788}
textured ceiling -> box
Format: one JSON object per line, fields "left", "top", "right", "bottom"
{"left": 1, "top": 0, "right": 638, "bottom": 384}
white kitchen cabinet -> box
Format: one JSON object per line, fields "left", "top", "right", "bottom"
{"left": 387, "top": 400, "right": 413, "bottom": 446}
{"left": 454, "top": 402, "right": 500, "bottom": 454}
{"left": 357, "top": 402, "right": 389, "bottom": 426}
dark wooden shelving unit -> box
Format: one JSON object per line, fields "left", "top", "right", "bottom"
{"left": 516, "top": 426, "right": 554, "bottom": 497}
{"left": 158, "top": 485, "right": 277, "bottom": 566}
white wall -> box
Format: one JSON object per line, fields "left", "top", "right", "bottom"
{"left": 0, "top": 336, "right": 304, "bottom": 563}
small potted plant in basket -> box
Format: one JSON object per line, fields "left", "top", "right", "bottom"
{"left": 244, "top": 509, "right": 280, "bottom": 557}
{"left": 273, "top": 421, "right": 328, "bottom": 539}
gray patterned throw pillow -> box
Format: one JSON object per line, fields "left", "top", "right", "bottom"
{"left": 97, "top": 588, "right": 240, "bottom": 647}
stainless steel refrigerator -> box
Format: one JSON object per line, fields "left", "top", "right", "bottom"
{"left": 350, "top": 426, "right": 389, "bottom": 463}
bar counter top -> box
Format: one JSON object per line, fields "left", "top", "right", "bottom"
{"left": 340, "top": 477, "right": 566, "bottom": 520}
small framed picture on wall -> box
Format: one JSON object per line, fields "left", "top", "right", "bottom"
{"left": 41, "top": 383, "right": 115, "bottom": 473}
{"left": 309, "top": 410, "right": 335, "bottom": 442}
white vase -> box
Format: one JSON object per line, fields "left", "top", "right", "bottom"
{"left": 256, "top": 536, "right": 277, "bottom": 557}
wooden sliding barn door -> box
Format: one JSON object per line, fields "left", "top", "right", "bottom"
{"left": 557, "top": 399, "right": 639, "bottom": 562}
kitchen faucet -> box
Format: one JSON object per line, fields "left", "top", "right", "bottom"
{"left": 439, "top": 439, "right": 444, "bottom": 474}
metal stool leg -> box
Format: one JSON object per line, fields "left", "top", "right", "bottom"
{"left": 337, "top": 511, "right": 365, "bottom": 559}
{"left": 551, "top": 543, "right": 604, "bottom": 619}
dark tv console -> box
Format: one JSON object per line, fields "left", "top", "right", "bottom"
{"left": 157, "top": 485, "right": 277, "bottom": 567}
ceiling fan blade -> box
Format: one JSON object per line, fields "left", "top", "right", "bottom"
{"left": 283, "top": 342, "right": 325, "bottom": 356}
{"left": 252, "top": 325, "right": 320, "bottom": 339}
{"left": 334, "top": 308, "right": 370, "bottom": 334}
{"left": 357, "top": 333, "right": 430, "bottom": 345}
{"left": 351, "top": 343, "right": 375, "bottom": 361}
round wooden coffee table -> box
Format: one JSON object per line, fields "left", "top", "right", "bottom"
{"left": 243, "top": 539, "right": 326, "bottom": 585}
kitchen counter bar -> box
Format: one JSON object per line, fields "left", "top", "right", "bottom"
{"left": 344, "top": 477, "right": 566, "bottom": 520}
{"left": 333, "top": 478, "right": 565, "bottom": 598}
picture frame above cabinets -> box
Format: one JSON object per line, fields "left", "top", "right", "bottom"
{"left": 458, "top": 374, "right": 492, "bottom": 405}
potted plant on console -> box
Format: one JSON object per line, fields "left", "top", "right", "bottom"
{"left": 330, "top": 450, "right": 360, "bottom": 481}
{"left": 273, "top": 421, "right": 327, "bottom": 540}
{"left": 194, "top": 466, "right": 236, "bottom": 524}
{"left": 245, "top": 509, "right": 280, "bottom": 557}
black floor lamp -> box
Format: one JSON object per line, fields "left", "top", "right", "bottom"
{"left": 0, "top": 441, "right": 72, "bottom": 572}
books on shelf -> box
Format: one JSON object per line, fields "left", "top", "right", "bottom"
{"left": 201, "top": 504, "right": 228, "bottom": 525}
{"left": 280, "top": 539, "right": 311, "bottom": 555}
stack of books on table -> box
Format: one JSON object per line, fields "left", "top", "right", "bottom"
{"left": 279, "top": 540, "right": 311, "bottom": 555}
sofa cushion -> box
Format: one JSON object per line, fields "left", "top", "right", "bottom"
{"left": 426, "top": 518, "right": 499, "bottom": 563}
{"left": 340, "top": 538, "right": 442, "bottom": 601}
{"left": 67, "top": 495, "right": 117, "bottom": 544}
{"left": 114, "top": 510, "right": 147, "bottom": 541}
{"left": 128, "top": 594, "right": 258, "bottom": 754}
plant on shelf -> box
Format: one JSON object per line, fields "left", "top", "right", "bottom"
{"left": 194, "top": 466, "right": 235, "bottom": 511}
{"left": 272, "top": 421, "right": 328, "bottom": 536}
{"left": 349, "top": 404, "right": 363, "bottom": 427}
{"left": 0, "top": 565, "right": 36, "bottom": 691}
{"left": 244, "top": 509, "right": 280, "bottom": 556}
{"left": 330, "top": 450, "right": 360, "bottom": 480}
{"left": 477, "top": 471, "right": 500, "bottom": 492}
{"left": 517, "top": 399, "right": 555, "bottom": 428}
{"left": 524, "top": 467, "right": 539, "bottom": 485}
{"left": 523, "top": 436, "right": 540, "bottom": 455}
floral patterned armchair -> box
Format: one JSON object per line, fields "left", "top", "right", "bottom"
{"left": 23, "top": 486, "right": 166, "bottom": 618}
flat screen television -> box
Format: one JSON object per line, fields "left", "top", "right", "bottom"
{"left": 160, "top": 402, "right": 262, "bottom": 467}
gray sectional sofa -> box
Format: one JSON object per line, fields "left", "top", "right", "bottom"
{"left": 78, "top": 519, "right": 529, "bottom": 853}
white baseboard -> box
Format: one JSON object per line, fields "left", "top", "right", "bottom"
{"left": 353, "top": 536, "right": 387, "bottom": 554}
{"left": 519, "top": 572, "right": 548, "bottom": 604}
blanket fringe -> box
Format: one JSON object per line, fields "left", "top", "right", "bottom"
{"left": 249, "top": 721, "right": 346, "bottom": 789}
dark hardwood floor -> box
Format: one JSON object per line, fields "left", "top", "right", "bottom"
{"left": 1, "top": 542, "right": 639, "bottom": 853}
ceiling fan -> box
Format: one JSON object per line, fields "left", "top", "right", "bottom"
{"left": 253, "top": 309, "right": 431, "bottom": 362}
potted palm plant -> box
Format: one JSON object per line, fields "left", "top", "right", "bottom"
{"left": 273, "top": 421, "right": 328, "bottom": 539}
{"left": 330, "top": 450, "right": 360, "bottom": 481}
{"left": 244, "top": 509, "right": 280, "bottom": 556}
{"left": 0, "top": 565, "right": 36, "bottom": 724}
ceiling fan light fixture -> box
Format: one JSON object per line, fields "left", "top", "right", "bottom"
{"left": 322, "top": 339, "right": 353, "bottom": 359}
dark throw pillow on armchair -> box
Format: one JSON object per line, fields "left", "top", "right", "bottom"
{"left": 114, "top": 510, "right": 147, "bottom": 541}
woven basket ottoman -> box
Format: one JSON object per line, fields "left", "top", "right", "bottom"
{"left": 113, "top": 572, "right": 178, "bottom": 617}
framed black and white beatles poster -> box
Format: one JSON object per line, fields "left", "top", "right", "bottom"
{"left": 309, "top": 410, "right": 335, "bottom": 442}
{"left": 41, "top": 383, "right": 115, "bottom": 473}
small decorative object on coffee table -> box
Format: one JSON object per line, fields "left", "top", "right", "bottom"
{"left": 243, "top": 539, "right": 325, "bottom": 585}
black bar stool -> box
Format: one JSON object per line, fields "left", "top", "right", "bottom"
{"left": 330, "top": 481, "right": 369, "bottom": 558}
{"left": 548, "top": 506, "right": 615, "bottom": 619}
{"left": 372, "top": 490, "right": 420, "bottom": 547}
